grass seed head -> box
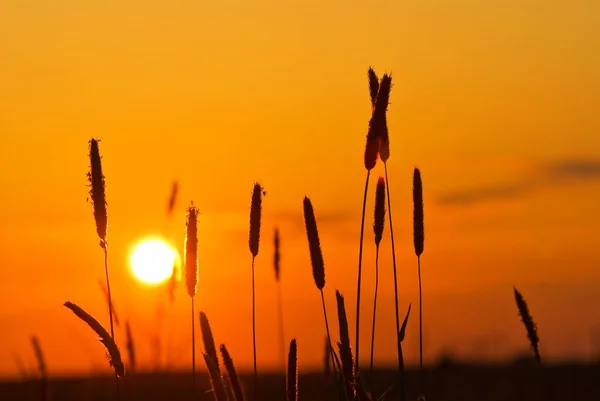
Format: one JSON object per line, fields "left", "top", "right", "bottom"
{"left": 286, "top": 339, "right": 298, "bottom": 401}
{"left": 374, "top": 177, "right": 386, "bottom": 246}
{"left": 64, "top": 301, "right": 125, "bottom": 377}
{"left": 514, "top": 287, "right": 542, "bottom": 363}
{"left": 302, "top": 197, "right": 325, "bottom": 290}
{"left": 274, "top": 228, "right": 281, "bottom": 281}
{"left": 220, "top": 344, "right": 245, "bottom": 401}
{"left": 199, "top": 312, "right": 220, "bottom": 375}
{"left": 185, "top": 204, "right": 199, "bottom": 298}
{"left": 413, "top": 168, "right": 424, "bottom": 257}
{"left": 88, "top": 138, "right": 108, "bottom": 245}
{"left": 368, "top": 67, "right": 379, "bottom": 109}
{"left": 249, "top": 182, "right": 263, "bottom": 257}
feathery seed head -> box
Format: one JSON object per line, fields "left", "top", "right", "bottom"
{"left": 335, "top": 290, "right": 355, "bottom": 397}
{"left": 514, "top": 287, "right": 542, "bottom": 363}
{"left": 30, "top": 336, "right": 46, "bottom": 378}
{"left": 286, "top": 339, "right": 298, "bottom": 401}
{"left": 202, "top": 353, "right": 227, "bottom": 401}
{"left": 88, "top": 138, "right": 108, "bottom": 245}
{"left": 413, "top": 168, "right": 424, "bottom": 257}
{"left": 274, "top": 228, "right": 281, "bottom": 281}
{"left": 199, "top": 311, "right": 220, "bottom": 375}
{"left": 376, "top": 74, "right": 392, "bottom": 162}
{"left": 249, "top": 182, "right": 263, "bottom": 257}
{"left": 166, "top": 180, "right": 179, "bottom": 217}
{"left": 303, "top": 197, "right": 325, "bottom": 290}
{"left": 64, "top": 301, "right": 125, "bottom": 377}
{"left": 363, "top": 130, "right": 379, "bottom": 171}
{"left": 368, "top": 67, "right": 379, "bottom": 109}
{"left": 220, "top": 344, "right": 245, "bottom": 401}
{"left": 374, "top": 177, "right": 386, "bottom": 246}
{"left": 185, "top": 204, "right": 198, "bottom": 298}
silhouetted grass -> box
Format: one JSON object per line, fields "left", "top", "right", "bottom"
{"left": 249, "top": 182, "right": 263, "bottom": 394}
{"left": 185, "top": 204, "right": 199, "bottom": 387}
{"left": 370, "top": 177, "right": 386, "bottom": 383}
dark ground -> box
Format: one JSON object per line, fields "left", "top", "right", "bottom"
{"left": 2, "top": 363, "right": 599, "bottom": 400}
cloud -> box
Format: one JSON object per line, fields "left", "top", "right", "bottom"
{"left": 437, "top": 158, "right": 600, "bottom": 206}
{"left": 437, "top": 182, "right": 533, "bottom": 206}
{"left": 545, "top": 159, "right": 600, "bottom": 180}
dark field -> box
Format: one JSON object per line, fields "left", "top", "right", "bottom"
{"left": 2, "top": 363, "right": 599, "bottom": 400}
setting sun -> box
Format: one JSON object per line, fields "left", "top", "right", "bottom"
{"left": 130, "top": 239, "right": 178, "bottom": 285}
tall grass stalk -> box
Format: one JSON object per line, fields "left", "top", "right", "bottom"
{"left": 88, "top": 138, "right": 119, "bottom": 397}
{"left": 413, "top": 168, "right": 425, "bottom": 377}
{"left": 302, "top": 196, "right": 336, "bottom": 376}
{"left": 369, "top": 70, "right": 404, "bottom": 399}
{"left": 249, "top": 182, "right": 263, "bottom": 394}
{"left": 97, "top": 279, "right": 120, "bottom": 327}
{"left": 274, "top": 228, "right": 285, "bottom": 371}
{"left": 185, "top": 204, "right": 199, "bottom": 387}
{"left": 369, "top": 177, "right": 386, "bottom": 383}
{"left": 355, "top": 69, "right": 379, "bottom": 370}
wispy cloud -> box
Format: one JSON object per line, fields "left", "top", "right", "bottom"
{"left": 437, "top": 158, "right": 600, "bottom": 206}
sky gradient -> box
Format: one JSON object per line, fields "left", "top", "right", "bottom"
{"left": 1, "top": 0, "right": 599, "bottom": 377}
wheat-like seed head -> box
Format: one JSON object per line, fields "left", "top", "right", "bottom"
{"left": 185, "top": 204, "right": 199, "bottom": 298}
{"left": 363, "top": 130, "right": 379, "bottom": 171}
{"left": 375, "top": 74, "right": 392, "bottom": 162}
{"left": 199, "top": 311, "right": 220, "bottom": 375}
{"left": 368, "top": 67, "right": 379, "bottom": 109}
{"left": 202, "top": 353, "right": 227, "bottom": 401}
{"left": 88, "top": 138, "right": 108, "bottom": 246}
{"left": 514, "top": 287, "right": 542, "bottom": 363}
{"left": 30, "top": 336, "right": 46, "bottom": 378}
{"left": 302, "top": 197, "right": 325, "bottom": 290}
{"left": 374, "top": 177, "right": 386, "bottom": 246}
{"left": 166, "top": 180, "right": 179, "bottom": 217}
{"left": 220, "top": 344, "right": 245, "bottom": 401}
{"left": 249, "top": 182, "right": 263, "bottom": 257}
{"left": 286, "top": 339, "right": 298, "bottom": 401}
{"left": 64, "top": 301, "right": 125, "bottom": 377}
{"left": 336, "top": 290, "right": 355, "bottom": 398}
{"left": 274, "top": 228, "right": 281, "bottom": 282}
{"left": 413, "top": 168, "right": 424, "bottom": 257}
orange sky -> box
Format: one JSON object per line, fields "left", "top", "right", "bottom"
{"left": 1, "top": 0, "right": 600, "bottom": 378}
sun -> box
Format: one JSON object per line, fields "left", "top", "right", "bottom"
{"left": 130, "top": 239, "right": 178, "bottom": 285}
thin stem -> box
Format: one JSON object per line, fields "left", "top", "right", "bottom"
{"left": 192, "top": 296, "right": 196, "bottom": 389}
{"left": 103, "top": 247, "right": 120, "bottom": 399}
{"left": 384, "top": 162, "right": 403, "bottom": 401}
{"left": 252, "top": 256, "right": 257, "bottom": 398}
{"left": 418, "top": 256, "right": 423, "bottom": 372}
{"left": 369, "top": 245, "right": 380, "bottom": 386}
{"left": 277, "top": 282, "right": 285, "bottom": 372}
{"left": 320, "top": 290, "right": 336, "bottom": 378}
{"left": 103, "top": 247, "right": 115, "bottom": 340}
{"left": 355, "top": 170, "right": 371, "bottom": 370}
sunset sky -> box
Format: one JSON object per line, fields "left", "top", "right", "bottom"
{"left": 1, "top": 0, "right": 599, "bottom": 378}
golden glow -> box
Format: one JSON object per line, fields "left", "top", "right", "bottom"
{"left": 130, "top": 240, "right": 178, "bottom": 285}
